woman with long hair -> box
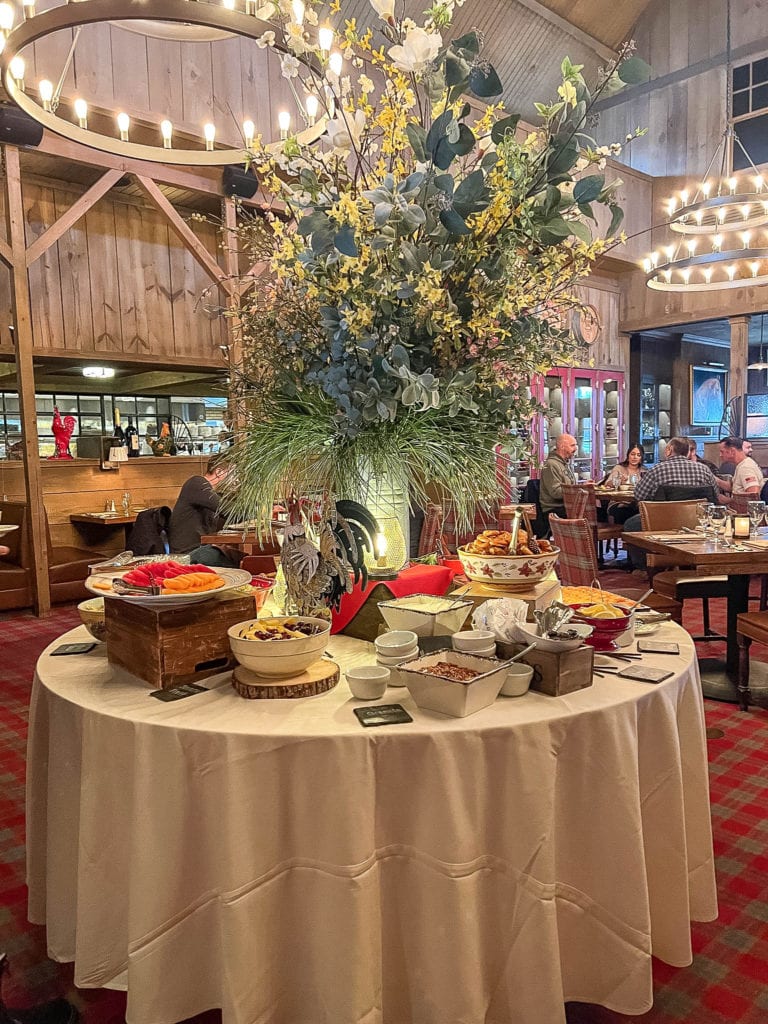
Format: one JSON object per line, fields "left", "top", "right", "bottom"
{"left": 601, "top": 443, "right": 645, "bottom": 525}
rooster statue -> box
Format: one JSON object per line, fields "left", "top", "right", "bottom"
{"left": 280, "top": 498, "right": 379, "bottom": 615}
{"left": 49, "top": 406, "right": 76, "bottom": 460}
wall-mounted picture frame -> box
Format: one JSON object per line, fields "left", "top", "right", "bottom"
{"left": 690, "top": 366, "right": 728, "bottom": 426}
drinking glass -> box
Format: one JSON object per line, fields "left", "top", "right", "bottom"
{"left": 708, "top": 505, "right": 726, "bottom": 546}
{"left": 121, "top": 491, "right": 132, "bottom": 515}
{"left": 748, "top": 501, "right": 763, "bottom": 537}
{"left": 695, "top": 501, "right": 709, "bottom": 532}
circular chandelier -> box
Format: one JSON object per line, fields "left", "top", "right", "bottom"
{"left": 643, "top": 0, "right": 768, "bottom": 292}
{"left": 0, "top": 0, "right": 328, "bottom": 166}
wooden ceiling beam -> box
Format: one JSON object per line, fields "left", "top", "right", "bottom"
{"left": 25, "top": 168, "right": 124, "bottom": 266}
{"left": 110, "top": 370, "right": 223, "bottom": 393}
{"left": 135, "top": 174, "right": 235, "bottom": 296}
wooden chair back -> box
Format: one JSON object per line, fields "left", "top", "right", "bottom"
{"left": 549, "top": 514, "right": 599, "bottom": 586}
{"left": 639, "top": 499, "right": 702, "bottom": 570}
{"left": 561, "top": 483, "right": 593, "bottom": 523}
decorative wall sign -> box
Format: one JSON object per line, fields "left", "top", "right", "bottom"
{"left": 572, "top": 305, "right": 601, "bottom": 345}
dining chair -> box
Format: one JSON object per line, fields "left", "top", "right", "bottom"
{"left": 639, "top": 499, "right": 727, "bottom": 642}
{"left": 561, "top": 483, "right": 623, "bottom": 564}
{"left": 549, "top": 514, "right": 682, "bottom": 620}
{"left": 736, "top": 611, "right": 768, "bottom": 711}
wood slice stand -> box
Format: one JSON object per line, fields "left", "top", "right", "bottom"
{"left": 232, "top": 658, "right": 340, "bottom": 699}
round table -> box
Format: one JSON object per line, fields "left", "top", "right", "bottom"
{"left": 27, "top": 624, "right": 717, "bottom": 1024}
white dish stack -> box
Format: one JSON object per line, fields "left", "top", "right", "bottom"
{"left": 374, "top": 630, "right": 419, "bottom": 686}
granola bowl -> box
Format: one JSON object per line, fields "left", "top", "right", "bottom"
{"left": 398, "top": 650, "right": 510, "bottom": 717}
{"left": 227, "top": 616, "right": 330, "bottom": 677}
{"left": 457, "top": 546, "right": 559, "bottom": 589}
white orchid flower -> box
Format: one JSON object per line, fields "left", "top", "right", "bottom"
{"left": 389, "top": 27, "right": 442, "bottom": 74}
{"left": 370, "top": 0, "right": 395, "bottom": 20}
{"left": 281, "top": 54, "right": 300, "bottom": 79}
{"left": 255, "top": 30, "right": 275, "bottom": 48}
{"left": 325, "top": 109, "right": 366, "bottom": 152}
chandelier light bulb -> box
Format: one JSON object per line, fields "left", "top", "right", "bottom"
{"left": 756, "top": 175, "right": 764, "bottom": 194}
{"left": 9, "top": 55, "right": 25, "bottom": 87}
{"left": 245, "top": 0, "right": 257, "bottom": 13}
{"left": 318, "top": 24, "right": 334, "bottom": 53}
{"left": 728, "top": 177, "right": 737, "bottom": 194}
{"left": 0, "top": 3, "right": 14, "bottom": 33}
{"left": 751, "top": 261, "right": 760, "bottom": 278}
{"left": 242, "top": 119, "right": 255, "bottom": 147}
{"left": 304, "top": 94, "right": 318, "bottom": 125}
{"left": 22, "top": 0, "right": 35, "bottom": 18}
{"left": 718, "top": 207, "right": 727, "bottom": 224}
{"left": 117, "top": 111, "right": 130, "bottom": 141}
{"left": 291, "top": 0, "right": 305, "bottom": 25}
{"left": 74, "top": 97, "right": 88, "bottom": 128}
{"left": 278, "top": 109, "right": 291, "bottom": 139}
{"left": 741, "top": 204, "right": 751, "bottom": 220}
{"left": 650, "top": 251, "right": 658, "bottom": 269}
{"left": 642, "top": 257, "right": 652, "bottom": 274}
{"left": 222, "top": 0, "right": 236, "bottom": 8}
{"left": 328, "top": 51, "right": 343, "bottom": 77}
{"left": 663, "top": 269, "right": 672, "bottom": 283}
{"left": 702, "top": 181, "right": 711, "bottom": 198}
{"left": 664, "top": 244, "right": 675, "bottom": 260}
{"left": 742, "top": 230, "right": 751, "bottom": 247}
{"left": 680, "top": 189, "right": 689, "bottom": 206}
{"left": 204, "top": 122, "right": 216, "bottom": 150}
{"left": 686, "top": 239, "right": 697, "bottom": 256}
{"left": 704, "top": 267, "right": 713, "bottom": 283}
{"left": 160, "top": 119, "right": 173, "bottom": 148}
{"left": 681, "top": 268, "right": 691, "bottom": 284}
{"left": 727, "top": 264, "right": 737, "bottom": 281}
{"left": 694, "top": 210, "right": 703, "bottom": 225}
{"left": 667, "top": 198, "right": 676, "bottom": 216}
{"left": 38, "top": 78, "right": 53, "bottom": 111}
{"left": 713, "top": 234, "right": 723, "bottom": 252}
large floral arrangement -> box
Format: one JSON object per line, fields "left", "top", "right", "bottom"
{"left": 224, "top": 0, "right": 647, "bottom": 530}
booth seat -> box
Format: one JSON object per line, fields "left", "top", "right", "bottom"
{"left": 0, "top": 500, "right": 105, "bottom": 611}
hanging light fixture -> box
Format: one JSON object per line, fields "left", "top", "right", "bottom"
{"left": 0, "top": 0, "right": 328, "bottom": 166}
{"left": 747, "top": 315, "right": 768, "bottom": 371}
{"left": 644, "top": 0, "right": 768, "bottom": 292}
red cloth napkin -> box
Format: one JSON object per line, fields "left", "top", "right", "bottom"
{"left": 331, "top": 563, "right": 457, "bottom": 634}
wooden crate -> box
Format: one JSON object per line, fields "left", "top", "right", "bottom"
{"left": 497, "top": 640, "right": 594, "bottom": 696}
{"left": 451, "top": 578, "right": 561, "bottom": 619}
{"left": 105, "top": 594, "right": 255, "bottom": 689}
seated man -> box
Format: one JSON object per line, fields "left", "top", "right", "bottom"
{"left": 169, "top": 456, "right": 239, "bottom": 568}
{"left": 539, "top": 433, "right": 578, "bottom": 522}
{"left": 717, "top": 436, "right": 762, "bottom": 499}
{"left": 623, "top": 436, "right": 722, "bottom": 570}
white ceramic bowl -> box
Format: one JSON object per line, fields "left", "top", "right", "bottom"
{"left": 466, "top": 644, "right": 498, "bottom": 657}
{"left": 346, "top": 666, "right": 390, "bottom": 700}
{"left": 375, "top": 630, "right": 419, "bottom": 657}
{"left": 500, "top": 663, "right": 534, "bottom": 697}
{"left": 78, "top": 597, "right": 106, "bottom": 641}
{"left": 513, "top": 621, "right": 593, "bottom": 653}
{"left": 227, "top": 616, "right": 330, "bottom": 678}
{"left": 377, "top": 653, "right": 418, "bottom": 686}
{"left": 378, "top": 595, "right": 472, "bottom": 637}
{"left": 375, "top": 648, "right": 419, "bottom": 667}
{"left": 399, "top": 651, "right": 508, "bottom": 717}
{"left": 452, "top": 629, "right": 496, "bottom": 653}
{"left": 457, "top": 546, "right": 559, "bottom": 589}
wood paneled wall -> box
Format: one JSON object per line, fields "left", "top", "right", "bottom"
{"left": 577, "top": 273, "right": 628, "bottom": 370}
{"left": 0, "top": 455, "right": 210, "bottom": 551}
{"left": 0, "top": 181, "right": 227, "bottom": 362}
{"left": 594, "top": 0, "right": 767, "bottom": 178}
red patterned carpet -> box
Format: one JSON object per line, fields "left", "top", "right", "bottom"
{"left": 1, "top": 598, "right": 767, "bottom": 1024}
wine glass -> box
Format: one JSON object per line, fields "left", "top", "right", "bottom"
{"left": 748, "top": 501, "right": 763, "bottom": 537}
{"left": 708, "top": 505, "right": 727, "bottom": 546}
{"left": 121, "top": 491, "right": 131, "bottom": 515}
{"left": 695, "top": 501, "right": 709, "bottom": 533}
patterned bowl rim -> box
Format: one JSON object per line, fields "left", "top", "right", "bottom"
{"left": 457, "top": 546, "right": 559, "bottom": 559}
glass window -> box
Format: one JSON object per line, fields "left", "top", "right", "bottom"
{"left": 752, "top": 83, "right": 768, "bottom": 113}
{"left": 733, "top": 91, "right": 750, "bottom": 117}
{"left": 734, "top": 113, "right": 768, "bottom": 170}
{"left": 754, "top": 57, "right": 768, "bottom": 85}
{"left": 733, "top": 64, "right": 750, "bottom": 92}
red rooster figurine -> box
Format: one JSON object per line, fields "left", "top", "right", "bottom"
{"left": 50, "top": 406, "right": 76, "bottom": 460}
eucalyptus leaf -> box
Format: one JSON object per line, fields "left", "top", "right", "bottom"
{"left": 618, "top": 56, "right": 651, "bottom": 85}
{"left": 469, "top": 64, "right": 503, "bottom": 98}
{"left": 568, "top": 220, "right": 592, "bottom": 244}
{"left": 607, "top": 203, "right": 624, "bottom": 236}
{"left": 451, "top": 31, "right": 480, "bottom": 55}
{"left": 445, "top": 52, "right": 469, "bottom": 87}
{"left": 449, "top": 124, "right": 475, "bottom": 156}
{"left": 374, "top": 202, "right": 394, "bottom": 226}
{"left": 426, "top": 109, "right": 453, "bottom": 159}
{"left": 406, "top": 123, "right": 427, "bottom": 162}
{"left": 573, "top": 174, "right": 604, "bottom": 204}
{"left": 491, "top": 114, "right": 520, "bottom": 144}
{"left": 334, "top": 225, "right": 358, "bottom": 257}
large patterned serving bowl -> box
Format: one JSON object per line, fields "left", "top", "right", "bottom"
{"left": 457, "top": 546, "right": 560, "bottom": 589}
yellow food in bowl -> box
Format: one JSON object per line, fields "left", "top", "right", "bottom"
{"left": 579, "top": 602, "right": 625, "bottom": 619}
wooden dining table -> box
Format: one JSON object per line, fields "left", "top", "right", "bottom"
{"left": 593, "top": 487, "right": 637, "bottom": 504}
{"left": 622, "top": 530, "right": 768, "bottom": 704}
{"left": 199, "top": 525, "right": 283, "bottom": 555}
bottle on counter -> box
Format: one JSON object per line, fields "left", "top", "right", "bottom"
{"left": 112, "top": 407, "right": 126, "bottom": 456}
{"left": 126, "top": 415, "right": 140, "bottom": 457}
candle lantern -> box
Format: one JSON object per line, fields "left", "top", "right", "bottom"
{"left": 734, "top": 516, "right": 751, "bottom": 538}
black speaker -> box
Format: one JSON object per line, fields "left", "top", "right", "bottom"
{"left": 0, "top": 105, "right": 44, "bottom": 147}
{"left": 222, "top": 165, "right": 260, "bottom": 199}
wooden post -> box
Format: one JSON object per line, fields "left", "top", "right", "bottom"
{"left": 222, "top": 197, "right": 246, "bottom": 431}
{"left": 729, "top": 315, "right": 750, "bottom": 436}
{"left": 3, "top": 146, "right": 52, "bottom": 615}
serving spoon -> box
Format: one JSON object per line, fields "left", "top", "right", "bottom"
{"left": 111, "top": 577, "right": 162, "bottom": 596}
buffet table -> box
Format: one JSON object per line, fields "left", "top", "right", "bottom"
{"left": 27, "top": 624, "right": 717, "bottom": 1024}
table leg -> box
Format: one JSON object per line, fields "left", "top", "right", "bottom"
{"left": 698, "top": 573, "right": 750, "bottom": 704}
{"left": 726, "top": 574, "right": 750, "bottom": 676}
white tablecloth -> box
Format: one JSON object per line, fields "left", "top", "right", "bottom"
{"left": 27, "top": 624, "right": 717, "bottom": 1024}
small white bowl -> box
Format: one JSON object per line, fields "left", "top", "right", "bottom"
{"left": 467, "top": 644, "right": 498, "bottom": 658}
{"left": 377, "top": 653, "right": 418, "bottom": 686}
{"left": 376, "top": 647, "right": 418, "bottom": 666}
{"left": 375, "top": 630, "right": 419, "bottom": 657}
{"left": 452, "top": 629, "right": 496, "bottom": 653}
{"left": 514, "top": 621, "right": 593, "bottom": 653}
{"left": 500, "top": 663, "right": 534, "bottom": 697}
{"left": 346, "top": 665, "right": 390, "bottom": 700}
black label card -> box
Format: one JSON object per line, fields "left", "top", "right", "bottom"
{"left": 354, "top": 704, "right": 414, "bottom": 727}
{"left": 150, "top": 683, "right": 209, "bottom": 702}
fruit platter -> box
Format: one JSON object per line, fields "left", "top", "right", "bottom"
{"left": 86, "top": 559, "right": 252, "bottom": 607}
